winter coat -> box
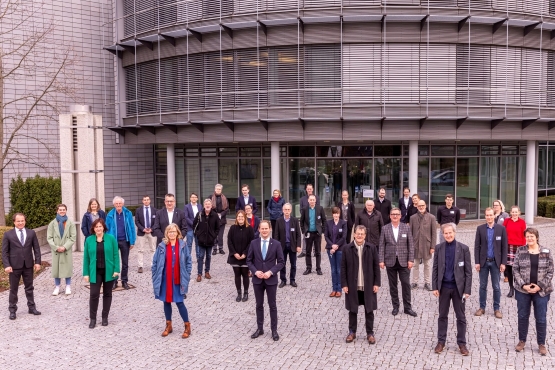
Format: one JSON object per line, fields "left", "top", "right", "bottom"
{"left": 193, "top": 209, "right": 220, "bottom": 247}
{"left": 47, "top": 218, "right": 77, "bottom": 278}
{"left": 151, "top": 239, "right": 192, "bottom": 298}
{"left": 267, "top": 197, "right": 285, "bottom": 221}
{"left": 81, "top": 210, "right": 106, "bottom": 237}
{"left": 83, "top": 233, "right": 120, "bottom": 283}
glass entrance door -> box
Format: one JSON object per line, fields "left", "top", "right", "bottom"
{"left": 346, "top": 159, "right": 373, "bottom": 208}
{"left": 316, "top": 159, "right": 343, "bottom": 216}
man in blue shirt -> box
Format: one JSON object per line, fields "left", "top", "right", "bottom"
{"left": 300, "top": 195, "right": 326, "bottom": 275}
{"left": 106, "top": 196, "right": 136, "bottom": 290}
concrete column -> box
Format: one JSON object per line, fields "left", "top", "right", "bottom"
{"left": 409, "top": 141, "right": 418, "bottom": 195}
{"left": 167, "top": 144, "right": 176, "bottom": 195}
{"left": 271, "top": 142, "right": 280, "bottom": 192}
{"left": 525, "top": 140, "right": 537, "bottom": 225}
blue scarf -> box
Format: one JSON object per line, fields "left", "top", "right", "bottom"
{"left": 56, "top": 214, "right": 68, "bottom": 237}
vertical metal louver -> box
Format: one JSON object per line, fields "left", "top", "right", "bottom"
{"left": 204, "top": 51, "right": 234, "bottom": 109}
{"left": 547, "top": 52, "right": 555, "bottom": 106}
{"left": 160, "top": 57, "right": 179, "bottom": 112}
{"left": 202, "top": 0, "right": 233, "bottom": 18}
{"left": 304, "top": 44, "right": 341, "bottom": 105}
{"left": 179, "top": 54, "right": 205, "bottom": 111}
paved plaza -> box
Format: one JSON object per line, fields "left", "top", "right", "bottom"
{"left": 1, "top": 219, "right": 555, "bottom": 369}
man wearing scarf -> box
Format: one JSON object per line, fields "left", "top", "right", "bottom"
{"left": 210, "top": 184, "right": 229, "bottom": 255}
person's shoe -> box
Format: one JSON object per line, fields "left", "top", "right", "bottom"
{"left": 290, "top": 281, "right": 298, "bottom": 288}
{"left": 298, "top": 252, "right": 306, "bottom": 258}
{"left": 410, "top": 283, "right": 417, "bottom": 289}
{"left": 279, "top": 281, "right": 286, "bottom": 288}
{"left": 242, "top": 292, "right": 248, "bottom": 302}
{"left": 89, "top": 319, "right": 96, "bottom": 329}
{"left": 474, "top": 308, "right": 485, "bottom": 316}
{"left": 458, "top": 344, "right": 469, "bottom": 356}
{"left": 392, "top": 308, "right": 399, "bottom": 316}
{"left": 162, "top": 320, "right": 173, "bottom": 337}
{"left": 182, "top": 322, "right": 191, "bottom": 338}
{"left": 204, "top": 272, "right": 212, "bottom": 279}
{"left": 212, "top": 250, "right": 217, "bottom": 255}
{"left": 504, "top": 276, "right": 509, "bottom": 283}
{"left": 316, "top": 270, "right": 323, "bottom": 275}
{"left": 236, "top": 291, "right": 242, "bottom": 302}
{"left": 424, "top": 283, "right": 433, "bottom": 291}
{"left": 367, "top": 334, "right": 376, "bottom": 344}
{"left": 345, "top": 332, "right": 356, "bottom": 343}
{"left": 336, "top": 291, "right": 342, "bottom": 298}
{"left": 272, "top": 331, "right": 280, "bottom": 341}
{"left": 404, "top": 309, "right": 418, "bottom": 317}
{"left": 494, "top": 310, "right": 503, "bottom": 319}
{"left": 251, "top": 329, "right": 264, "bottom": 339}
{"left": 122, "top": 282, "right": 130, "bottom": 290}
{"left": 28, "top": 308, "right": 41, "bottom": 315}
{"left": 219, "top": 250, "right": 225, "bottom": 255}
{"left": 138, "top": 267, "right": 143, "bottom": 273}
{"left": 9, "top": 312, "right": 16, "bottom": 320}
{"left": 330, "top": 291, "right": 336, "bottom": 297}
{"left": 196, "top": 274, "right": 202, "bottom": 282}
{"left": 539, "top": 344, "right": 547, "bottom": 356}
{"left": 302, "top": 269, "right": 312, "bottom": 275}
{"left": 515, "top": 340, "right": 526, "bottom": 352}
{"left": 113, "top": 281, "right": 118, "bottom": 290}
{"left": 507, "top": 287, "right": 514, "bottom": 297}
{"left": 248, "top": 271, "right": 252, "bottom": 277}
{"left": 52, "top": 286, "right": 60, "bottom": 296}
{"left": 101, "top": 317, "right": 108, "bottom": 326}
{"left": 65, "top": 286, "right": 71, "bottom": 295}
{"left": 434, "top": 342, "right": 445, "bottom": 354}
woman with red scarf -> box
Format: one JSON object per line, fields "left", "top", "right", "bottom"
{"left": 267, "top": 189, "right": 285, "bottom": 236}
{"left": 152, "top": 223, "right": 192, "bottom": 338}
{"left": 245, "top": 204, "right": 260, "bottom": 239}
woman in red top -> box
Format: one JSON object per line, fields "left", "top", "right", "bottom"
{"left": 503, "top": 205, "right": 527, "bottom": 298}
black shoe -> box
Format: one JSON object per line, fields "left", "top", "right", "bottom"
{"left": 404, "top": 309, "right": 418, "bottom": 317}
{"left": 28, "top": 308, "right": 41, "bottom": 315}
{"left": 251, "top": 329, "right": 264, "bottom": 339}
{"left": 219, "top": 250, "right": 225, "bottom": 255}
{"left": 102, "top": 317, "right": 108, "bottom": 326}
{"left": 113, "top": 281, "right": 118, "bottom": 290}
{"left": 272, "top": 331, "right": 280, "bottom": 341}
{"left": 410, "top": 283, "right": 418, "bottom": 289}
{"left": 236, "top": 291, "right": 242, "bottom": 302}
{"left": 122, "top": 282, "right": 130, "bottom": 290}
{"left": 316, "top": 270, "right": 323, "bottom": 275}
{"left": 279, "top": 281, "right": 286, "bottom": 288}
{"left": 9, "top": 312, "right": 16, "bottom": 320}
{"left": 212, "top": 250, "right": 217, "bottom": 255}
{"left": 242, "top": 292, "right": 248, "bottom": 302}
{"left": 290, "top": 281, "right": 298, "bottom": 288}
{"left": 507, "top": 287, "right": 514, "bottom": 298}
{"left": 424, "top": 283, "right": 433, "bottom": 291}
{"left": 89, "top": 319, "right": 96, "bottom": 329}
{"left": 298, "top": 252, "right": 306, "bottom": 258}
{"left": 392, "top": 308, "right": 399, "bottom": 316}
{"left": 303, "top": 269, "right": 312, "bottom": 275}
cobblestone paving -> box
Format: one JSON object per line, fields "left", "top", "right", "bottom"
{"left": 1, "top": 219, "right": 555, "bottom": 369}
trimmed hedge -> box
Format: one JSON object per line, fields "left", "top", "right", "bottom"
{"left": 0, "top": 226, "right": 14, "bottom": 269}
{"left": 537, "top": 196, "right": 555, "bottom": 218}
{"left": 8, "top": 175, "right": 61, "bottom": 229}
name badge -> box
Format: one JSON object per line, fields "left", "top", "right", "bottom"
{"left": 496, "top": 236, "right": 501, "bottom": 241}
{"left": 542, "top": 249, "right": 550, "bottom": 253}
{"left": 402, "top": 234, "right": 407, "bottom": 238}
{"left": 291, "top": 228, "right": 295, "bottom": 232}
{"left": 248, "top": 203, "right": 252, "bottom": 206}
{"left": 339, "top": 229, "right": 343, "bottom": 232}
{"left": 459, "top": 262, "right": 464, "bottom": 267}
{"left": 153, "top": 215, "right": 156, "bottom": 218}
{"left": 306, "top": 233, "right": 310, "bottom": 238}
{"left": 450, "top": 211, "right": 455, "bottom": 214}
{"left": 499, "top": 218, "right": 504, "bottom": 222}
{"left": 318, "top": 216, "right": 321, "bottom": 219}
{"left": 345, "top": 206, "right": 348, "bottom": 209}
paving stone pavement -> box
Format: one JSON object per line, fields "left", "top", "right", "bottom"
{"left": 1, "top": 219, "right": 555, "bottom": 369}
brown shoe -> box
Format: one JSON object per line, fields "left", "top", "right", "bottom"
{"left": 336, "top": 292, "right": 342, "bottom": 298}
{"left": 138, "top": 267, "right": 143, "bottom": 273}
{"left": 196, "top": 274, "right": 202, "bottom": 282}
{"left": 329, "top": 291, "right": 336, "bottom": 297}
{"left": 459, "top": 344, "right": 469, "bottom": 356}
{"left": 494, "top": 310, "right": 503, "bottom": 319}
{"left": 161, "top": 320, "right": 172, "bottom": 337}
{"left": 182, "top": 322, "right": 191, "bottom": 339}
{"left": 515, "top": 341, "right": 526, "bottom": 352}
{"left": 367, "top": 334, "right": 376, "bottom": 344}
{"left": 539, "top": 344, "right": 547, "bottom": 356}
{"left": 474, "top": 308, "right": 485, "bottom": 316}
{"left": 205, "top": 272, "right": 212, "bottom": 279}
{"left": 345, "top": 332, "right": 356, "bottom": 343}
{"left": 434, "top": 342, "right": 445, "bottom": 354}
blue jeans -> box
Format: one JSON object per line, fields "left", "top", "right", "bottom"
{"left": 327, "top": 250, "right": 342, "bottom": 292}
{"left": 163, "top": 301, "right": 189, "bottom": 322}
{"left": 479, "top": 260, "right": 501, "bottom": 311}
{"left": 54, "top": 277, "right": 71, "bottom": 286}
{"left": 197, "top": 245, "right": 212, "bottom": 275}
{"left": 515, "top": 291, "right": 550, "bottom": 345}
{"left": 186, "top": 230, "right": 199, "bottom": 259}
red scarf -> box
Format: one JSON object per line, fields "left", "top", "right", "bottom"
{"left": 248, "top": 216, "right": 255, "bottom": 228}
{"left": 165, "top": 242, "right": 180, "bottom": 302}
{"left": 273, "top": 196, "right": 280, "bottom": 202}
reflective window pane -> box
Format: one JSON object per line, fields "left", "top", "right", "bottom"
{"left": 201, "top": 158, "right": 218, "bottom": 200}
{"left": 289, "top": 158, "right": 315, "bottom": 217}
{"left": 185, "top": 158, "right": 200, "bottom": 202}
{"left": 538, "top": 146, "right": 547, "bottom": 189}
{"left": 375, "top": 158, "right": 401, "bottom": 206}
{"left": 519, "top": 156, "right": 526, "bottom": 213}
{"left": 343, "top": 146, "right": 373, "bottom": 157}
{"left": 316, "top": 146, "right": 343, "bottom": 157}
{"left": 430, "top": 158, "right": 455, "bottom": 216}
{"left": 317, "top": 160, "right": 344, "bottom": 216}
{"left": 200, "top": 147, "right": 217, "bottom": 156}
{"left": 480, "top": 157, "right": 499, "bottom": 214}
{"left": 501, "top": 157, "right": 518, "bottom": 207}
{"left": 289, "top": 146, "right": 315, "bottom": 157}
{"left": 374, "top": 145, "right": 401, "bottom": 157}
{"left": 347, "top": 159, "right": 373, "bottom": 207}
{"left": 502, "top": 145, "right": 518, "bottom": 155}
{"left": 418, "top": 145, "right": 429, "bottom": 156}
{"left": 240, "top": 147, "right": 261, "bottom": 157}
{"left": 547, "top": 147, "right": 555, "bottom": 188}
{"left": 219, "top": 147, "right": 238, "bottom": 157}
{"left": 456, "top": 158, "right": 479, "bottom": 219}
{"left": 418, "top": 158, "right": 430, "bottom": 205}
{"left": 431, "top": 145, "right": 455, "bottom": 156}
{"left": 239, "top": 158, "right": 261, "bottom": 215}
{"left": 220, "top": 159, "right": 239, "bottom": 216}
{"left": 457, "top": 145, "right": 479, "bottom": 156}
{"left": 481, "top": 145, "right": 499, "bottom": 155}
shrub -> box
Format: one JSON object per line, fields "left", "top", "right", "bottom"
{"left": 8, "top": 175, "right": 61, "bottom": 229}
{"left": 546, "top": 202, "right": 555, "bottom": 219}
{"left": 0, "top": 226, "right": 14, "bottom": 269}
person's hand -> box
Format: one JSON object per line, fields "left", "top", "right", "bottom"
{"left": 234, "top": 253, "right": 241, "bottom": 260}
{"left": 379, "top": 262, "right": 385, "bottom": 269}
{"left": 56, "top": 247, "right": 64, "bottom": 253}
{"left": 84, "top": 276, "right": 90, "bottom": 283}
{"left": 464, "top": 294, "right": 470, "bottom": 299}
{"left": 500, "top": 264, "right": 505, "bottom": 273}
{"left": 4, "top": 266, "right": 13, "bottom": 273}
{"left": 255, "top": 271, "right": 264, "bottom": 279}
{"left": 263, "top": 271, "right": 272, "bottom": 279}
{"left": 296, "top": 247, "right": 301, "bottom": 253}
{"left": 112, "top": 273, "right": 119, "bottom": 278}
{"left": 433, "top": 290, "right": 439, "bottom": 297}
{"left": 430, "top": 248, "right": 435, "bottom": 255}
{"left": 144, "top": 228, "right": 151, "bottom": 234}
{"left": 34, "top": 264, "right": 41, "bottom": 272}
{"left": 130, "top": 245, "right": 134, "bottom": 250}
{"left": 332, "top": 244, "right": 338, "bottom": 250}
{"left": 343, "top": 287, "right": 348, "bottom": 294}
{"left": 330, "top": 249, "right": 335, "bottom": 254}
{"left": 240, "top": 254, "right": 246, "bottom": 260}
{"left": 373, "top": 285, "right": 379, "bottom": 293}
{"left": 475, "top": 264, "right": 480, "bottom": 272}
{"left": 408, "top": 261, "right": 414, "bottom": 270}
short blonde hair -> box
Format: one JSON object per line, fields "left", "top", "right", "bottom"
{"left": 162, "top": 223, "right": 183, "bottom": 243}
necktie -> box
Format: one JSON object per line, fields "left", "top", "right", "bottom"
{"left": 262, "top": 239, "right": 267, "bottom": 260}
{"left": 19, "top": 229, "right": 24, "bottom": 245}
{"left": 146, "top": 207, "right": 150, "bottom": 228}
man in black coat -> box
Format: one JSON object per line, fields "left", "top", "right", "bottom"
{"left": 354, "top": 200, "right": 384, "bottom": 248}
{"left": 274, "top": 203, "right": 301, "bottom": 288}
{"left": 341, "top": 225, "right": 381, "bottom": 344}
{"left": 300, "top": 195, "right": 326, "bottom": 275}
{"left": 152, "top": 193, "right": 188, "bottom": 245}
{"left": 374, "top": 188, "right": 392, "bottom": 225}
{"left": 193, "top": 199, "right": 220, "bottom": 282}
{"left": 2, "top": 213, "right": 42, "bottom": 320}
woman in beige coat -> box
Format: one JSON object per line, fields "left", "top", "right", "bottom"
{"left": 47, "top": 204, "right": 77, "bottom": 295}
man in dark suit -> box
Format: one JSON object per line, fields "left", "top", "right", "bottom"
{"left": 2, "top": 213, "right": 42, "bottom": 320}
{"left": 432, "top": 223, "right": 472, "bottom": 356}
{"left": 274, "top": 203, "right": 301, "bottom": 288}
{"left": 235, "top": 184, "right": 258, "bottom": 215}
{"left": 152, "top": 193, "right": 188, "bottom": 245}
{"left": 298, "top": 184, "right": 320, "bottom": 258}
{"left": 379, "top": 207, "right": 417, "bottom": 317}
{"left": 354, "top": 200, "right": 384, "bottom": 249}
{"left": 374, "top": 188, "right": 392, "bottom": 225}
{"left": 474, "top": 207, "right": 508, "bottom": 319}
{"left": 399, "top": 187, "right": 414, "bottom": 224}
{"left": 300, "top": 195, "right": 326, "bottom": 275}
{"left": 247, "top": 220, "right": 285, "bottom": 341}
{"left": 135, "top": 195, "right": 157, "bottom": 273}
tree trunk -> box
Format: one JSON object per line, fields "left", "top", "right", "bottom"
{"left": 0, "top": 167, "right": 5, "bottom": 226}
{"left": 0, "top": 56, "right": 5, "bottom": 226}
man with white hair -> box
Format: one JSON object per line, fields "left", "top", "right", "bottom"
{"left": 105, "top": 196, "right": 136, "bottom": 290}
{"left": 354, "top": 200, "right": 384, "bottom": 248}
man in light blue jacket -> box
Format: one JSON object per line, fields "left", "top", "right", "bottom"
{"left": 105, "top": 196, "right": 136, "bottom": 290}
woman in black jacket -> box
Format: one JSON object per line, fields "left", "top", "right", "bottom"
{"left": 193, "top": 199, "right": 220, "bottom": 282}
{"left": 227, "top": 211, "right": 255, "bottom": 302}
{"left": 324, "top": 207, "right": 347, "bottom": 298}
{"left": 337, "top": 190, "right": 355, "bottom": 244}
{"left": 81, "top": 198, "right": 106, "bottom": 238}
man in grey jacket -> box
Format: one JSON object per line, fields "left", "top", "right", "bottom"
{"left": 410, "top": 200, "right": 437, "bottom": 291}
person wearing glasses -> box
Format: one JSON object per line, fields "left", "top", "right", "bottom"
{"left": 493, "top": 199, "right": 509, "bottom": 225}
{"left": 410, "top": 200, "right": 437, "bottom": 291}
{"left": 152, "top": 193, "right": 188, "bottom": 246}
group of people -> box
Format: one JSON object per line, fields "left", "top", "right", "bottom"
{"left": 1, "top": 184, "right": 553, "bottom": 356}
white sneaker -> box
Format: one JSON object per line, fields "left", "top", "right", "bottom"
{"left": 65, "top": 286, "right": 71, "bottom": 295}
{"left": 52, "top": 286, "right": 60, "bottom": 296}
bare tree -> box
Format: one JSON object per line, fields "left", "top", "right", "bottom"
{"left": 0, "top": 0, "right": 79, "bottom": 225}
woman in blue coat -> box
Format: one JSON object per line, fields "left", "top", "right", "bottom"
{"left": 152, "top": 223, "right": 192, "bottom": 338}
{"left": 267, "top": 189, "right": 285, "bottom": 235}
{"left": 81, "top": 198, "right": 106, "bottom": 238}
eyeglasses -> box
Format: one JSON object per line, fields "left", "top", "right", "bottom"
{"left": 417, "top": 205, "right": 426, "bottom": 207}
{"left": 391, "top": 213, "right": 401, "bottom": 216}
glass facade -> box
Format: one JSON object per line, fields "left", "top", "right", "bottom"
{"left": 538, "top": 142, "right": 555, "bottom": 197}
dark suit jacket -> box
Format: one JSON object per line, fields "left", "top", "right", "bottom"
{"left": 152, "top": 208, "right": 188, "bottom": 244}
{"left": 474, "top": 223, "right": 508, "bottom": 268}
{"left": 374, "top": 198, "right": 392, "bottom": 225}
{"left": 398, "top": 197, "right": 415, "bottom": 223}
{"left": 324, "top": 219, "right": 347, "bottom": 251}
{"left": 336, "top": 201, "right": 356, "bottom": 231}
{"left": 183, "top": 203, "right": 201, "bottom": 230}
{"left": 432, "top": 240, "right": 472, "bottom": 297}
{"left": 2, "top": 228, "right": 41, "bottom": 270}
{"left": 379, "top": 223, "right": 414, "bottom": 267}
{"left": 300, "top": 205, "right": 327, "bottom": 236}
{"left": 246, "top": 238, "right": 285, "bottom": 286}
{"left": 354, "top": 210, "right": 384, "bottom": 248}
{"left": 274, "top": 216, "right": 301, "bottom": 250}
{"left": 300, "top": 194, "right": 320, "bottom": 213}
{"left": 135, "top": 206, "right": 158, "bottom": 236}
{"left": 235, "top": 195, "right": 258, "bottom": 215}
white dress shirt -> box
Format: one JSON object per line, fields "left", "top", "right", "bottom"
{"left": 392, "top": 224, "right": 399, "bottom": 242}
{"left": 16, "top": 227, "right": 27, "bottom": 245}
{"left": 167, "top": 209, "right": 175, "bottom": 223}
{"left": 191, "top": 204, "right": 199, "bottom": 217}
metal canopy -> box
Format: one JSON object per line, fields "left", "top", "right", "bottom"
{"left": 261, "top": 18, "right": 298, "bottom": 26}
{"left": 342, "top": 15, "right": 383, "bottom": 22}
{"left": 300, "top": 16, "right": 341, "bottom": 24}
{"left": 386, "top": 15, "right": 427, "bottom": 22}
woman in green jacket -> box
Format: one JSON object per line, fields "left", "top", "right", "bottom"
{"left": 83, "top": 218, "right": 120, "bottom": 329}
{"left": 47, "top": 204, "right": 77, "bottom": 296}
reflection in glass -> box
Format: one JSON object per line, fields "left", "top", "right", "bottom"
{"left": 501, "top": 157, "right": 518, "bottom": 207}
{"left": 418, "top": 158, "right": 430, "bottom": 205}
{"left": 538, "top": 146, "right": 546, "bottom": 189}
{"left": 430, "top": 158, "right": 455, "bottom": 216}
{"left": 347, "top": 159, "right": 373, "bottom": 207}
{"left": 175, "top": 157, "right": 185, "bottom": 208}
{"left": 518, "top": 156, "right": 526, "bottom": 214}
{"left": 317, "top": 160, "right": 343, "bottom": 215}
{"left": 239, "top": 158, "right": 260, "bottom": 215}
{"left": 201, "top": 158, "right": 218, "bottom": 201}
{"left": 480, "top": 157, "right": 499, "bottom": 214}
{"left": 289, "top": 158, "right": 316, "bottom": 217}
{"left": 185, "top": 158, "right": 200, "bottom": 203}
{"left": 218, "top": 159, "right": 238, "bottom": 215}
{"left": 548, "top": 147, "right": 555, "bottom": 188}
{"left": 456, "top": 158, "right": 479, "bottom": 219}
{"left": 375, "top": 158, "right": 401, "bottom": 207}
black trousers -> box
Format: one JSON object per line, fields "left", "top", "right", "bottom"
{"left": 386, "top": 258, "right": 412, "bottom": 310}
{"left": 8, "top": 267, "right": 36, "bottom": 313}
{"left": 270, "top": 220, "right": 277, "bottom": 238}
{"left": 348, "top": 290, "right": 375, "bottom": 335}
{"left": 280, "top": 244, "right": 297, "bottom": 283}
{"left": 437, "top": 285, "right": 467, "bottom": 345}
{"left": 505, "top": 265, "right": 514, "bottom": 289}
{"left": 253, "top": 280, "right": 278, "bottom": 332}
{"left": 213, "top": 224, "right": 226, "bottom": 251}
{"left": 90, "top": 268, "right": 114, "bottom": 319}
{"left": 117, "top": 240, "right": 130, "bottom": 282}
{"left": 305, "top": 232, "right": 322, "bottom": 271}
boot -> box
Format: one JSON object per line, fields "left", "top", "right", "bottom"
{"left": 507, "top": 287, "right": 514, "bottom": 298}
{"left": 182, "top": 322, "right": 191, "bottom": 338}
{"left": 242, "top": 292, "right": 249, "bottom": 302}
{"left": 236, "top": 290, "right": 242, "bottom": 302}
{"left": 162, "top": 320, "right": 173, "bottom": 337}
